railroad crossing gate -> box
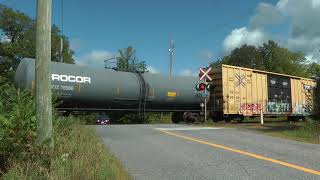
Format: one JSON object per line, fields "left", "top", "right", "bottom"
{"left": 199, "top": 67, "right": 213, "bottom": 81}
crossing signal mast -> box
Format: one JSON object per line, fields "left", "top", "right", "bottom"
{"left": 196, "top": 67, "right": 214, "bottom": 122}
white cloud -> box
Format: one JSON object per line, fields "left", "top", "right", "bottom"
{"left": 222, "top": 0, "right": 320, "bottom": 62}
{"left": 249, "top": 3, "right": 284, "bottom": 29}
{"left": 76, "top": 50, "right": 114, "bottom": 67}
{"left": 179, "top": 69, "right": 198, "bottom": 77}
{"left": 277, "top": 0, "right": 320, "bottom": 38}
{"left": 312, "top": 0, "right": 320, "bottom": 7}
{"left": 278, "top": 0, "right": 320, "bottom": 62}
{"left": 147, "top": 66, "right": 160, "bottom": 74}
{"left": 223, "top": 27, "right": 268, "bottom": 53}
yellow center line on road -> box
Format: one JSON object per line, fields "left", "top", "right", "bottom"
{"left": 159, "top": 130, "right": 320, "bottom": 176}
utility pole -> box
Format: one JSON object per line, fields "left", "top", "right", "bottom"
{"left": 36, "top": 0, "right": 52, "bottom": 143}
{"left": 169, "top": 40, "right": 174, "bottom": 77}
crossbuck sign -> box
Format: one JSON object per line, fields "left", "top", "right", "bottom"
{"left": 199, "top": 67, "right": 213, "bottom": 81}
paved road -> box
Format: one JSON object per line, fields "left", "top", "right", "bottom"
{"left": 93, "top": 124, "right": 320, "bottom": 180}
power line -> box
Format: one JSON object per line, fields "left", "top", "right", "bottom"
{"left": 60, "top": 0, "right": 64, "bottom": 63}
{"left": 61, "top": 0, "right": 64, "bottom": 36}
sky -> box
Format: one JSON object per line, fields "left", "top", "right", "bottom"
{"left": 1, "top": 0, "right": 320, "bottom": 76}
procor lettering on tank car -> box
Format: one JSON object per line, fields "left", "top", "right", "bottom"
{"left": 51, "top": 74, "right": 91, "bottom": 84}
{"left": 14, "top": 58, "right": 203, "bottom": 122}
{"left": 208, "top": 64, "right": 317, "bottom": 121}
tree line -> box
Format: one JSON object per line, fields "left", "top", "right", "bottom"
{"left": 0, "top": 4, "right": 74, "bottom": 82}
{"left": 211, "top": 41, "right": 320, "bottom": 80}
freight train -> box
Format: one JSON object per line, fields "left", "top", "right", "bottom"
{"left": 14, "top": 58, "right": 317, "bottom": 123}
{"left": 14, "top": 58, "right": 203, "bottom": 122}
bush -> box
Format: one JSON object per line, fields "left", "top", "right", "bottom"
{"left": 144, "top": 113, "right": 172, "bottom": 124}
{"left": 0, "top": 80, "right": 130, "bottom": 179}
{"left": 0, "top": 81, "right": 37, "bottom": 174}
{"left": 300, "top": 119, "right": 320, "bottom": 139}
{"left": 2, "top": 123, "right": 130, "bottom": 180}
{"left": 109, "top": 112, "right": 172, "bottom": 124}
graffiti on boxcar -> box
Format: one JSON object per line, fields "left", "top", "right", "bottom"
{"left": 235, "top": 74, "right": 246, "bottom": 87}
{"left": 304, "top": 84, "right": 314, "bottom": 115}
{"left": 267, "top": 102, "right": 291, "bottom": 113}
{"left": 290, "top": 84, "right": 316, "bottom": 115}
{"left": 293, "top": 104, "right": 312, "bottom": 115}
{"left": 240, "top": 103, "right": 262, "bottom": 115}
{"left": 292, "top": 104, "right": 307, "bottom": 115}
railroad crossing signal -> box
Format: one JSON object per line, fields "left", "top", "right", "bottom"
{"left": 198, "top": 67, "right": 213, "bottom": 124}
{"left": 200, "top": 91, "right": 209, "bottom": 98}
{"left": 206, "top": 83, "right": 212, "bottom": 91}
{"left": 195, "top": 83, "right": 212, "bottom": 92}
{"left": 199, "top": 67, "right": 213, "bottom": 81}
{"left": 196, "top": 83, "right": 206, "bottom": 91}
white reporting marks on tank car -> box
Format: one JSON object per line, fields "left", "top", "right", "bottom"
{"left": 51, "top": 74, "right": 91, "bottom": 84}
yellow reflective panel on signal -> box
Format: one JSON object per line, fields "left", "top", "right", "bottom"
{"left": 167, "top": 91, "right": 177, "bottom": 97}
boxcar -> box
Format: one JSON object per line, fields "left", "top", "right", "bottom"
{"left": 209, "top": 64, "right": 317, "bottom": 119}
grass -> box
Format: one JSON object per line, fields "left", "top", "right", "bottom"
{"left": 146, "top": 113, "right": 172, "bottom": 124}
{"left": 206, "top": 118, "right": 320, "bottom": 144}
{"left": 1, "top": 121, "right": 131, "bottom": 180}
{"left": 262, "top": 121, "right": 320, "bottom": 144}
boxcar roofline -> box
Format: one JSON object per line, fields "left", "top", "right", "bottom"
{"left": 221, "top": 64, "right": 316, "bottom": 82}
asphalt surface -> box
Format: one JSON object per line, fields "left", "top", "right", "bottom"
{"left": 93, "top": 124, "right": 320, "bottom": 180}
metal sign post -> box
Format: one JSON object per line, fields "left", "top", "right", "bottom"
{"left": 260, "top": 109, "right": 264, "bottom": 125}
{"left": 204, "top": 78, "right": 207, "bottom": 123}
{"left": 198, "top": 67, "right": 213, "bottom": 123}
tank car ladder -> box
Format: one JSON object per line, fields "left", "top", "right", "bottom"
{"left": 135, "top": 71, "right": 149, "bottom": 116}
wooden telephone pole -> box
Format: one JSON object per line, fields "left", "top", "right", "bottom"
{"left": 36, "top": 0, "right": 52, "bottom": 143}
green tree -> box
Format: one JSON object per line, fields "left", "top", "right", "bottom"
{"left": 307, "top": 62, "right": 320, "bottom": 79}
{"left": 223, "top": 44, "right": 265, "bottom": 70}
{"left": 0, "top": 4, "right": 74, "bottom": 82}
{"left": 259, "top": 40, "right": 308, "bottom": 77}
{"left": 51, "top": 25, "right": 74, "bottom": 64}
{"left": 116, "top": 46, "right": 146, "bottom": 72}
{"left": 211, "top": 40, "right": 310, "bottom": 78}
{"left": 308, "top": 63, "right": 320, "bottom": 116}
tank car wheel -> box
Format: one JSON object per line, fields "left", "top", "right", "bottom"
{"left": 62, "top": 111, "right": 71, "bottom": 117}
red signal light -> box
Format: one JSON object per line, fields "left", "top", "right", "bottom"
{"left": 196, "top": 83, "right": 206, "bottom": 91}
